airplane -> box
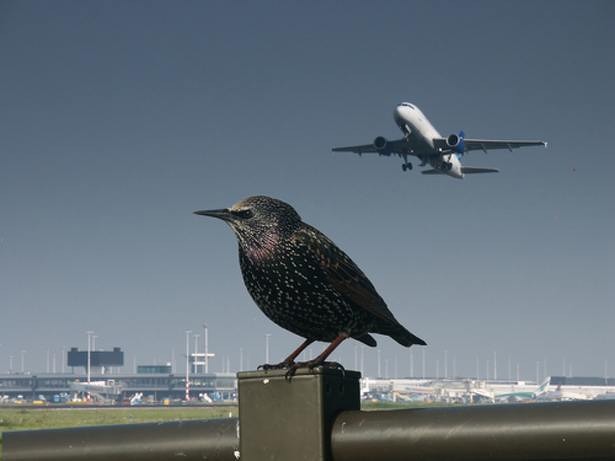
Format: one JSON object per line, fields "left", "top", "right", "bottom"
{"left": 332, "top": 102, "right": 547, "bottom": 179}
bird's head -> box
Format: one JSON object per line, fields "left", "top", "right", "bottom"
{"left": 194, "top": 196, "right": 302, "bottom": 252}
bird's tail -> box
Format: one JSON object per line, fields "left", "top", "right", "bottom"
{"left": 389, "top": 325, "right": 427, "bottom": 347}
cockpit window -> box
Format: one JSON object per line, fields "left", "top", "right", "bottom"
{"left": 399, "top": 102, "right": 415, "bottom": 109}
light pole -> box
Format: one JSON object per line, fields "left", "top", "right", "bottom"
{"left": 193, "top": 333, "right": 200, "bottom": 374}
{"left": 476, "top": 356, "right": 480, "bottom": 380}
{"left": 239, "top": 347, "right": 244, "bottom": 372}
{"left": 9, "top": 355, "right": 14, "bottom": 374}
{"left": 265, "top": 334, "right": 271, "bottom": 364}
{"left": 203, "top": 324, "right": 209, "bottom": 373}
{"left": 86, "top": 331, "right": 94, "bottom": 383}
{"left": 20, "top": 350, "right": 26, "bottom": 373}
{"left": 185, "top": 330, "right": 191, "bottom": 401}
{"left": 360, "top": 346, "right": 365, "bottom": 376}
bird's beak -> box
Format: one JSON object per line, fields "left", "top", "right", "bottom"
{"left": 193, "top": 208, "right": 233, "bottom": 221}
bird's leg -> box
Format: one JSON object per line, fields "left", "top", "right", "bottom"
{"left": 258, "top": 338, "right": 314, "bottom": 370}
{"left": 285, "top": 333, "right": 349, "bottom": 379}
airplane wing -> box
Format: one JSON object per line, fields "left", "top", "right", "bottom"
{"left": 422, "top": 167, "right": 499, "bottom": 175}
{"left": 462, "top": 139, "right": 547, "bottom": 153}
{"left": 332, "top": 138, "right": 409, "bottom": 156}
{"left": 460, "top": 167, "right": 499, "bottom": 174}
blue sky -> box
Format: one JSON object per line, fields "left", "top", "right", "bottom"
{"left": 0, "top": 0, "right": 613, "bottom": 379}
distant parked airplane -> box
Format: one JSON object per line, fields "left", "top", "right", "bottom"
{"left": 332, "top": 102, "right": 547, "bottom": 179}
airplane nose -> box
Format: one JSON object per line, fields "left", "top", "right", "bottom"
{"left": 394, "top": 105, "right": 404, "bottom": 122}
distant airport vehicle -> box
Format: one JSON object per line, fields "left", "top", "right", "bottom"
{"left": 332, "top": 102, "right": 547, "bottom": 179}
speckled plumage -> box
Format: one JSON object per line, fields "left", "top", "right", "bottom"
{"left": 195, "top": 196, "right": 426, "bottom": 367}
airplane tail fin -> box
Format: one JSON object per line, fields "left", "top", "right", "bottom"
{"left": 460, "top": 167, "right": 499, "bottom": 174}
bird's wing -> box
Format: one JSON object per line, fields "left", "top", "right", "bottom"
{"left": 292, "top": 226, "right": 401, "bottom": 327}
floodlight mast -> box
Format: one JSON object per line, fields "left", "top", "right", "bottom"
{"left": 265, "top": 334, "right": 271, "bottom": 364}
{"left": 185, "top": 330, "right": 191, "bottom": 401}
{"left": 20, "top": 350, "right": 26, "bottom": 374}
{"left": 203, "top": 324, "right": 208, "bottom": 373}
{"left": 193, "top": 334, "right": 200, "bottom": 374}
{"left": 86, "top": 331, "right": 94, "bottom": 383}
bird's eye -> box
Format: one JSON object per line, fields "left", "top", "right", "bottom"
{"left": 233, "top": 209, "right": 254, "bottom": 219}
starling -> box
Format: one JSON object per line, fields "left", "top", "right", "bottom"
{"left": 194, "top": 196, "right": 426, "bottom": 372}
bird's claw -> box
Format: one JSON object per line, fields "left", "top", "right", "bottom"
{"left": 257, "top": 360, "right": 293, "bottom": 371}
{"left": 319, "top": 361, "right": 345, "bottom": 371}
{"left": 283, "top": 360, "right": 345, "bottom": 381}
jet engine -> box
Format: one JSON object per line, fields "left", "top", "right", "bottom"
{"left": 373, "top": 136, "right": 388, "bottom": 151}
{"left": 446, "top": 134, "right": 460, "bottom": 148}
{"left": 446, "top": 130, "right": 466, "bottom": 154}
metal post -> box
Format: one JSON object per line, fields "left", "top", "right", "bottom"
{"left": 3, "top": 418, "right": 238, "bottom": 461}
{"left": 264, "top": 334, "right": 271, "bottom": 364}
{"left": 193, "top": 333, "right": 200, "bottom": 374}
{"left": 238, "top": 367, "right": 360, "bottom": 461}
{"left": 360, "top": 346, "right": 364, "bottom": 376}
{"left": 20, "top": 350, "right": 26, "bottom": 374}
{"left": 185, "top": 330, "right": 191, "bottom": 400}
{"left": 203, "top": 323, "right": 209, "bottom": 373}
{"left": 332, "top": 400, "right": 615, "bottom": 461}
{"left": 86, "top": 331, "right": 93, "bottom": 383}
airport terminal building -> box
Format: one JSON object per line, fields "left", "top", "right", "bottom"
{"left": 0, "top": 371, "right": 236, "bottom": 402}
{"left": 0, "top": 347, "right": 236, "bottom": 403}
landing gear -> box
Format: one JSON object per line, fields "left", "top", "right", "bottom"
{"left": 401, "top": 153, "right": 413, "bottom": 172}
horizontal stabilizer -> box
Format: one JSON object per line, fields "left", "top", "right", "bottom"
{"left": 461, "top": 167, "right": 499, "bottom": 174}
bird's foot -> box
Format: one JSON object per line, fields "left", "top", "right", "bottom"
{"left": 319, "top": 361, "right": 345, "bottom": 372}
{"left": 283, "top": 360, "right": 345, "bottom": 381}
{"left": 257, "top": 360, "right": 293, "bottom": 371}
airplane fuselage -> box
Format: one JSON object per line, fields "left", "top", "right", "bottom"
{"left": 393, "top": 103, "right": 463, "bottom": 178}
